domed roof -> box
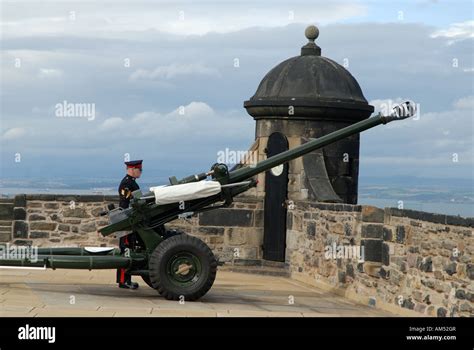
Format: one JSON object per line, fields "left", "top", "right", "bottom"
{"left": 244, "top": 25, "right": 374, "bottom": 121}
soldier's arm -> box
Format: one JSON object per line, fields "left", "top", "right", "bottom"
{"left": 120, "top": 187, "right": 134, "bottom": 199}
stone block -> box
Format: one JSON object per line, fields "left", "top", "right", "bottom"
{"left": 199, "top": 209, "right": 253, "bottom": 227}
{"left": 364, "top": 261, "right": 382, "bottom": 278}
{"left": 361, "top": 239, "right": 382, "bottom": 262}
{"left": 80, "top": 222, "right": 96, "bottom": 233}
{"left": 13, "top": 194, "right": 26, "bottom": 207}
{"left": 44, "top": 203, "right": 59, "bottom": 209}
{"left": 381, "top": 243, "right": 390, "bottom": 266}
{"left": 63, "top": 208, "right": 90, "bottom": 218}
{"left": 419, "top": 257, "right": 433, "bottom": 272}
{"left": 58, "top": 224, "right": 70, "bottom": 232}
{"left": 13, "top": 207, "right": 26, "bottom": 220}
{"left": 467, "top": 264, "right": 473, "bottom": 280}
{"left": 0, "top": 204, "right": 14, "bottom": 220}
{"left": 437, "top": 307, "right": 447, "bottom": 317}
{"left": 234, "top": 247, "right": 257, "bottom": 259}
{"left": 396, "top": 225, "right": 406, "bottom": 244}
{"left": 197, "top": 227, "right": 225, "bottom": 235}
{"left": 29, "top": 222, "right": 57, "bottom": 231}
{"left": 455, "top": 289, "right": 466, "bottom": 300}
{"left": 382, "top": 226, "right": 393, "bottom": 241}
{"left": 306, "top": 221, "right": 316, "bottom": 237}
{"left": 361, "top": 224, "right": 383, "bottom": 239}
{"left": 254, "top": 210, "right": 264, "bottom": 227}
{"left": 444, "top": 262, "right": 457, "bottom": 276}
{"left": 13, "top": 221, "right": 28, "bottom": 238}
{"left": 28, "top": 214, "right": 46, "bottom": 221}
{"left": 226, "top": 228, "right": 248, "bottom": 245}
{"left": 13, "top": 239, "right": 32, "bottom": 246}
{"left": 361, "top": 206, "right": 384, "bottom": 223}
{"left": 29, "top": 231, "right": 50, "bottom": 239}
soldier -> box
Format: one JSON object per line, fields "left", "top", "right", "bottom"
{"left": 116, "top": 159, "right": 143, "bottom": 289}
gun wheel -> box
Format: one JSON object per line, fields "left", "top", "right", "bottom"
{"left": 142, "top": 230, "right": 183, "bottom": 289}
{"left": 148, "top": 234, "right": 217, "bottom": 301}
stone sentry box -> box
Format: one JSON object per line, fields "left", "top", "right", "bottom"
{"left": 237, "top": 25, "right": 374, "bottom": 263}
{"left": 243, "top": 25, "right": 374, "bottom": 204}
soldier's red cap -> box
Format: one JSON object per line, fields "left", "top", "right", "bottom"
{"left": 125, "top": 160, "right": 143, "bottom": 169}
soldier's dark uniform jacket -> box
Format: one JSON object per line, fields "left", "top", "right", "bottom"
{"left": 118, "top": 175, "right": 140, "bottom": 209}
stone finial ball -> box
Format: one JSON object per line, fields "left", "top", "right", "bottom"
{"left": 305, "top": 25, "right": 319, "bottom": 41}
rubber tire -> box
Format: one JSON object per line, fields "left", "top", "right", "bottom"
{"left": 148, "top": 234, "right": 217, "bottom": 301}
{"left": 142, "top": 230, "right": 183, "bottom": 289}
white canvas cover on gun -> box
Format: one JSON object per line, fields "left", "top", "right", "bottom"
{"left": 150, "top": 181, "right": 222, "bottom": 205}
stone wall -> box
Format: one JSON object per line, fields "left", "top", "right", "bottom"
{"left": 286, "top": 201, "right": 474, "bottom": 317}
{"left": 166, "top": 196, "right": 264, "bottom": 263}
{"left": 8, "top": 194, "right": 264, "bottom": 264}
{"left": 10, "top": 194, "right": 119, "bottom": 247}
{"left": 5, "top": 193, "right": 473, "bottom": 316}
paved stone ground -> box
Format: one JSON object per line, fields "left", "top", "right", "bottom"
{"left": 0, "top": 268, "right": 394, "bottom": 317}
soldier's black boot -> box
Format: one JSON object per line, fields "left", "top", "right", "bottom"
{"left": 119, "top": 281, "right": 139, "bottom": 289}
{"left": 117, "top": 269, "right": 139, "bottom": 289}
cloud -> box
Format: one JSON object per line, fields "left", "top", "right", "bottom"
{"left": 1, "top": 1, "right": 367, "bottom": 38}
{"left": 1, "top": 20, "right": 473, "bottom": 179}
{"left": 2, "top": 127, "right": 27, "bottom": 140}
{"left": 430, "top": 20, "right": 474, "bottom": 43}
{"left": 112, "top": 101, "right": 249, "bottom": 142}
{"left": 100, "top": 117, "right": 125, "bottom": 130}
{"left": 362, "top": 156, "right": 459, "bottom": 166}
{"left": 129, "top": 63, "right": 220, "bottom": 81}
{"left": 2, "top": 101, "right": 253, "bottom": 156}
{"left": 453, "top": 95, "right": 474, "bottom": 109}
{"left": 360, "top": 95, "right": 473, "bottom": 178}
{"left": 166, "top": 101, "right": 215, "bottom": 118}
{"left": 37, "top": 68, "right": 63, "bottom": 79}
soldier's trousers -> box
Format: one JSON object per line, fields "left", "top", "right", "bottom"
{"left": 116, "top": 233, "right": 135, "bottom": 284}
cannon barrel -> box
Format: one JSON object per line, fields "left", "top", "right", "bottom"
{"left": 174, "top": 101, "right": 416, "bottom": 185}
{"left": 228, "top": 113, "right": 400, "bottom": 183}
{"left": 0, "top": 254, "right": 146, "bottom": 270}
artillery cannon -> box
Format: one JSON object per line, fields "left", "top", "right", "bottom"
{"left": 0, "top": 102, "right": 416, "bottom": 301}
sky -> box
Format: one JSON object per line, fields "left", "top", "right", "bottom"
{"left": 0, "top": 0, "right": 473, "bottom": 186}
